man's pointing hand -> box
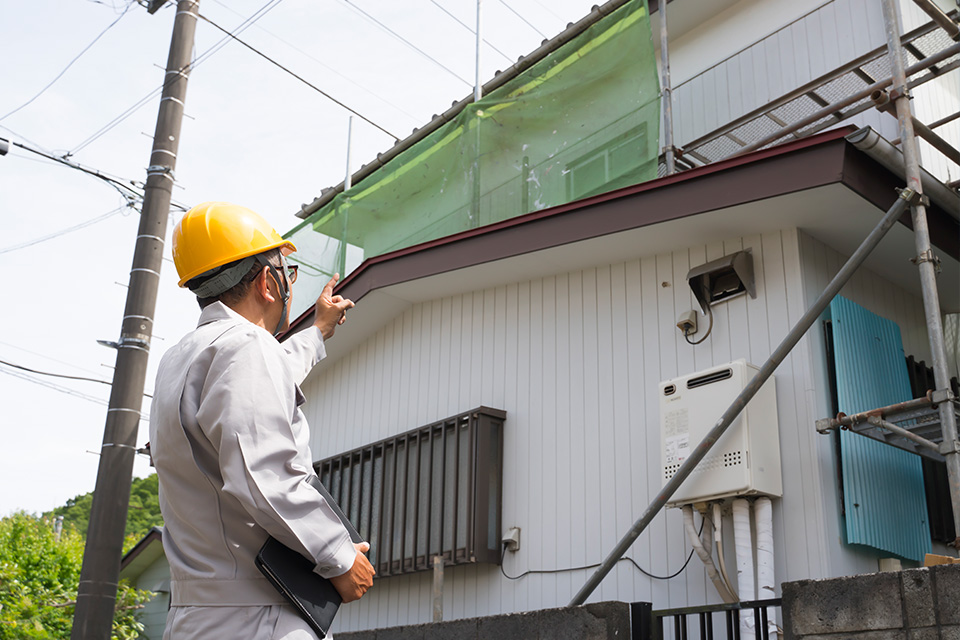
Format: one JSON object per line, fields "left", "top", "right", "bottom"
{"left": 314, "top": 273, "right": 355, "bottom": 340}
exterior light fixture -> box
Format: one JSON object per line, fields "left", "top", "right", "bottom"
{"left": 686, "top": 250, "right": 756, "bottom": 314}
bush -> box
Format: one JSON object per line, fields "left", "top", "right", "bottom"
{"left": 0, "top": 512, "right": 150, "bottom": 640}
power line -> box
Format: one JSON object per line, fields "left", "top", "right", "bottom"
{"left": 209, "top": 0, "right": 422, "bottom": 125}
{"left": 196, "top": 12, "right": 401, "bottom": 140}
{"left": 428, "top": 0, "right": 513, "bottom": 64}
{"left": 0, "top": 357, "right": 153, "bottom": 398}
{"left": 68, "top": 0, "right": 286, "bottom": 156}
{"left": 498, "top": 0, "right": 548, "bottom": 39}
{"left": 337, "top": 0, "right": 473, "bottom": 88}
{"left": 0, "top": 205, "right": 128, "bottom": 255}
{"left": 1, "top": 358, "right": 111, "bottom": 388}
{"left": 0, "top": 1, "right": 136, "bottom": 122}
{"left": 0, "top": 368, "right": 110, "bottom": 408}
{"left": 525, "top": 0, "right": 565, "bottom": 24}
{"left": 3, "top": 137, "right": 190, "bottom": 213}
{"left": 0, "top": 124, "right": 49, "bottom": 153}
{"left": 0, "top": 340, "right": 107, "bottom": 380}
{"left": 0, "top": 367, "right": 151, "bottom": 419}
{"left": 9, "top": 139, "right": 143, "bottom": 201}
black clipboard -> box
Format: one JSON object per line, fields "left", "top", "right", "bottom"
{"left": 255, "top": 475, "right": 364, "bottom": 638}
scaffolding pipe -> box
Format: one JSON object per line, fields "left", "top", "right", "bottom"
{"left": 866, "top": 415, "right": 942, "bottom": 454}
{"left": 871, "top": 90, "right": 960, "bottom": 165}
{"left": 846, "top": 127, "right": 960, "bottom": 221}
{"left": 911, "top": 0, "right": 960, "bottom": 39}
{"left": 569, "top": 187, "right": 919, "bottom": 606}
{"left": 659, "top": 0, "right": 675, "bottom": 175}
{"left": 882, "top": 0, "right": 960, "bottom": 551}
{"left": 729, "top": 41, "right": 960, "bottom": 158}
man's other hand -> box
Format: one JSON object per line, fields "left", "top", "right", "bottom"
{"left": 330, "top": 542, "right": 375, "bottom": 603}
{"left": 314, "top": 273, "right": 355, "bottom": 340}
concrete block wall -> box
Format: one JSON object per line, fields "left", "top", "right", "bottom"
{"left": 782, "top": 564, "right": 960, "bottom": 639}
{"left": 335, "top": 601, "right": 632, "bottom": 640}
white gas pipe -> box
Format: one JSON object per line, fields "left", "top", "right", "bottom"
{"left": 732, "top": 498, "right": 755, "bottom": 639}
{"left": 682, "top": 505, "right": 736, "bottom": 603}
{"left": 754, "top": 496, "right": 778, "bottom": 636}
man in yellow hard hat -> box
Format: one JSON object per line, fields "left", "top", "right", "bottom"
{"left": 150, "top": 202, "right": 374, "bottom": 639}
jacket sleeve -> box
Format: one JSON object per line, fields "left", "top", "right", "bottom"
{"left": 195, "top": 327, "right": 356, "bottom": 579}
{"left": 281, "top": 325, "right": 326, "bottom": 385}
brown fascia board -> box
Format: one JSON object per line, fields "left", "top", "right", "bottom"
{"left": 284, "top": 126, "right": 956, "bottom": 337}
{"left": 120, "top": 526, "right": 163, "bottom": 571}
{"left": 839, "top": 141, "right": 959, "bottom": 260}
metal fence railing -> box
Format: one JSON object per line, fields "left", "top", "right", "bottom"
{"left": 633, "top": 599, "right": 783, "bottom": 640}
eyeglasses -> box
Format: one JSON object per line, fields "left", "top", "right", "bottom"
{"left": 285, "top": 264, "right": 298, "bottom": 284}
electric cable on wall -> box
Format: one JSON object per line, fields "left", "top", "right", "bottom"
{"left": 499, "top": 518, "right": 702, "bottom": 581}
{"left": 684, "top": 306, "right": 714, "bottom": 345}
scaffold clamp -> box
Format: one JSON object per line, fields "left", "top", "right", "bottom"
{"left": 911, "top": 249, "right": 942, "bottom": 273}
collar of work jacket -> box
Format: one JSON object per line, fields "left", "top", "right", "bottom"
{"left": 150, "top": 301, "right": 358, "bottom": 607}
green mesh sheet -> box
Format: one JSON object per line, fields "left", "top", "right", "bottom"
{"left": 286, "top": 0, "right": 660, "bottom": 318}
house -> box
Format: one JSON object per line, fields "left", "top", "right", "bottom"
{"left": 119, "top": 527, "right": 169, "bottom": 640}
{"left": 280, "top": 0, "right": 960, "bottom": 635}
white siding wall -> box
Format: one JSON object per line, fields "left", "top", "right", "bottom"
{"left": 300, "top": 228, "right": 933, "bottom": 633}
{"left": 133, "top": 558, "right": 170, "bottom": 640}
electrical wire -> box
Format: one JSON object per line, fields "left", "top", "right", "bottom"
{"left": 0, "top": 0, "right": 136, "bottom": 122}
{"left": 5, "top": 137, "right": 190, "bottom": 212}
{"left": 337, "top": 0, "right": 473, "bottom": 87}
{"left": 524, "top": 0, "right": 565, "bottom": 24}
{"left": 0, "top": 368, "right": 111, "bottom": 408}
{"left": 684, "top": 306, "right": 714, "bottom": 345}
{"left": 0, "top": 205, "right": 129, "bottom": 255}
{"left": 9, "top": 139, "right": 143, "bottom": 201}
{"left": 0, "top": 340, "right": 108, "bottom": 380}
{"left": 0, "top": 124, "right": 50, "bottom": 153}
{"left": 68, "top": 0, "right": 286, "bottom": 156}
{"left": 0, "top": 358, "right": 112, "bottom": 388}
{"left": 497, "top": 0, "right": 548, "bottom": 39}
{"left": 208, "top": 0, "right": 422, "bottom": 126}
{"left": 0, "top": 368, "right": 151, "bottom": 419}
{"left": 499, "top": 518, "right": 702, "bottom": 581}
{"left": 427, "top": 0, "right": 513, "bottom": 63}
{"left": 196, "top": 12, "right": 401, "bottom": 141}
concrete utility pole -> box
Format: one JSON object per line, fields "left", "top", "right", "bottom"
{"left": 71, "top": 1, "right": 199, "bottom": 637}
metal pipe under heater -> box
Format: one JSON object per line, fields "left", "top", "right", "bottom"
{"left": 732, "top": 498, "right": 756, "bottom": 639}
{"left": 569, "top": 187, "right": 920, "bottom": 606}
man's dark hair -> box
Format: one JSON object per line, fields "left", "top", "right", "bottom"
{"left": 190, "top": 248, "right": 283, "bottom": 309}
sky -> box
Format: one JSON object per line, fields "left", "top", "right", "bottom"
{"left": 0, "top": 0, "right": 602, "bottom": 516}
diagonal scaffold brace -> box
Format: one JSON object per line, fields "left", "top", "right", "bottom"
{"left": 570, "top": 186, "right": 921, "bottom": 606}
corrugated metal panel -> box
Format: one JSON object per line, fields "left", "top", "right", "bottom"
{"left": 828, "top": 295, "right": 931, "bottom": 562}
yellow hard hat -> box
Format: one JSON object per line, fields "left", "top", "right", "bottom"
{"left": 172, "top": 201, "right": 297, "bottom": 287}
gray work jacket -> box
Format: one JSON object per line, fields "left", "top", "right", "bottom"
{"left": 149, "top": 302, "right": 357, "bottom": 606}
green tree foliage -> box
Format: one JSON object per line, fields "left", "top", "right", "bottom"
{"left": 49, "top": 473, "right": 163, "bottom": 543}
{"left": 0, "top": 512, "right": 151, "bottom": 639}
